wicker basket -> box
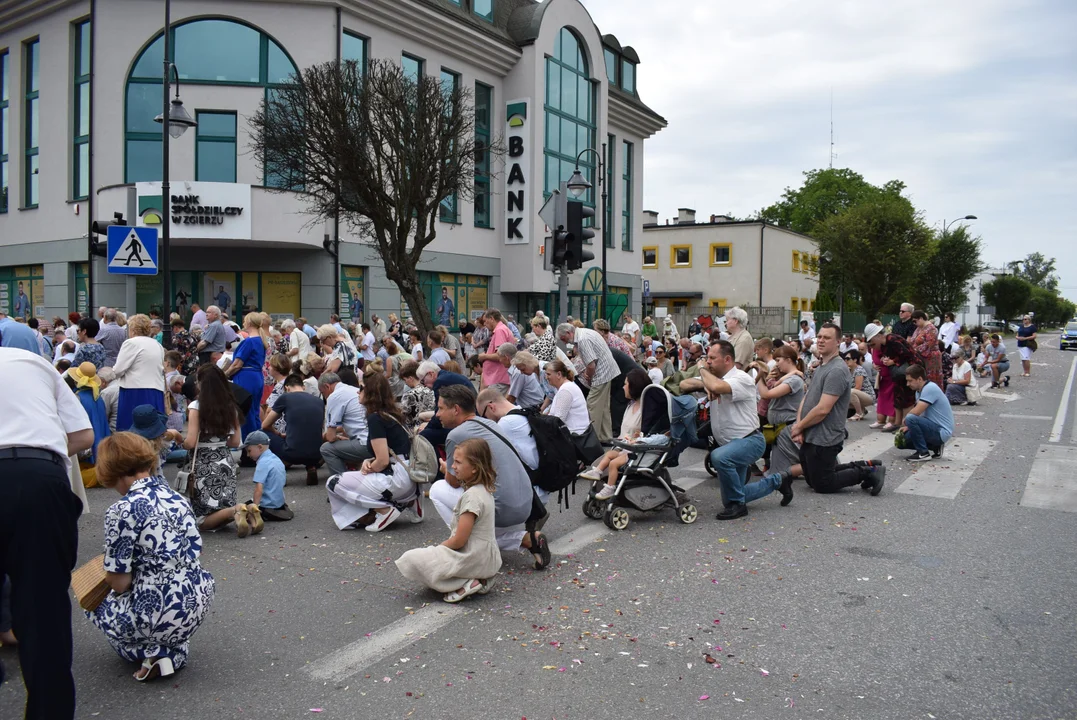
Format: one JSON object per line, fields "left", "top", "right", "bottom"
{"left": 71, "top": 554, "right": 109, "bottom": 612}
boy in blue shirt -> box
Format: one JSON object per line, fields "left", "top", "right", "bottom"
{"left": 901, "top": 365, "right": 955, "bottom": 462}
{"left": 242, "top": 431, "right": 294, "bottom": 522}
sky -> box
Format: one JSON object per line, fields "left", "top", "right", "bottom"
{"left": 582, "top": 0, "right": 1077, "bottom": 300}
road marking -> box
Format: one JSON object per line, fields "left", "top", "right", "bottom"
{"left": 304, "top": 604, "right": 467, "bottom": 682}
{"left": 839, "top": 432, "right": 898, "bottom": 463}
{"left": 980, "top": 390, "right": 1022, "bottom": 403}
{"left": 953, "top": 410, "right": 985, "bottom": 416}
{"left": 1021, "top": 445, "right": 1077, "bottom": 513}
{"left": 998, "top": 414, "right": 1053, "bottom": 421}
{"left": 1049, "top": 356, "right": 1077, "bottom": 442}
{"left": 894, "top": 438, "right": 996, "bottom": 499}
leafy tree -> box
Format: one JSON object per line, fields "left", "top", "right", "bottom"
{"left": 758, "top": 168, "right": 905, "bottom": 235}
{"left": 814, "top": 192, "right": 933, "bottom": 318}
{"left": 914, "top": 226, "right": 983, "bottom": 319}
{"left": 982, "top": 275, "right": 1033, "bottom": 321}
{"left": 249, "top": 58, "right": 501, "bottom": 334}
{"left": 1008, "top": 252, "right": 1059, "bottom": 293}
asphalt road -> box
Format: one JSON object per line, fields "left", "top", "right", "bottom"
{"left": 3, "top": 343, "right": 1076, "bottom": 720}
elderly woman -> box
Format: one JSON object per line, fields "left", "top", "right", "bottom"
{"left": 594, "top": 318, "right": 635, "bottom": 356}
{"left": 399, "top": 360, "right": 436, "bottom": 429}
{"left": 527, "top": 315, "right": 558, "bottom": 362}
{"left": 112, "top": 313, "right": 166, "bottom": 431}
{"left": 867, "top": 324, "right": 923, "bottom": 431}
{"left": 72, "top": 316, "right": 107, "bottom": 370}
{"left": 262, "top": 353, "right": 293, "bottom": 436}
{"left": 170, "top": 317, "right": 198, "bottom": 376}
{"left": 387, "top": 313, "right": 404, "bottom": 344}
{"left": 88, "top": 432, "right": 215, "bottom": 681}
{"left": 640, "top": 316, "right": 658, "bottom": 345}
{"left": 224, "top": 312, "right": 270, "bottom": 438}
{"left": 909, "top": 311, "right": 943, "bottom": 387}
{"left": 543, "top": 360, "right": 590, "bottom": 434}
{"left": 946, "top": 349, "right": 978, "bottom": 405}
{"left": 1016, "top": 314, "right": 1038, "bottom": 377}
{"left": 381, "top": 336, "right": 408, "bottom": 398}
{"left": 319, "top": 323, "right": 358, "bottom": 375}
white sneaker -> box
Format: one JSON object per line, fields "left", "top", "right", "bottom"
{"left": 365, "top": 506, "right": 402, "bottom": 532}
{"left": 409, "top": 496, "right": 425, "bottom": 524}
{"left": 595, "top": 484, "right": 617, "bottom": 500}
{"left": 578, "top": 468, "right": 602, "bottom": 482}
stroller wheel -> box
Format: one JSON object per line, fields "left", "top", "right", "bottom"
{"left": 678, "top": 504, "right": 698, "bottom": 524}
{"left": 582, "top": 498, "right": 603, "bottom": 520}
{"left": 604, "top": 506, "right": 630, "bottom": 531}
{"left": 704, "top": 454, "right": 717, "bottom": 477}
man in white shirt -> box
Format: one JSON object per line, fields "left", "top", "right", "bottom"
{"left": 798, "top": 320, "right": 815, "bottom": 346}
{"left": 699, "top": 340, "right": 787, "bottom": 520}
{"left": 0, "top": 347, "right": 95, "bottom": 718}
{"left": 621, "top": 314, "right": 640, "bottom": 345}
{"left": 189, "top": 303, "right": 207, "bottom": 329}
{"left": 283, "top": 318, "right": 311, "bottom": 362}
{"left": 938, "top": 312, "right": 959, "bottom": 352}
{"left": 358, "top": 322, "right": 377, "bottom": 368}
{"left": 427, "top": 330, "right": 451, "bottom": 367}
{"left": 318, "top": 372, "right": 371, "bottom": 476}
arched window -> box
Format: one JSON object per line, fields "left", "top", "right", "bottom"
{"left": 544, "top": 27, "right": 595, "bottom": 212}
{"left": 124, "top": 18, "right": 298, "bottom": 185}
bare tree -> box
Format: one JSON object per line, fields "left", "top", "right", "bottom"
{"left": 249, "top": 58, "right": 502, "bottom": 334}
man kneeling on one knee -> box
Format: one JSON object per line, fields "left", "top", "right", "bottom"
{"left": 901, "top": 364, "right": 954, "bottom": 463}
{"left": 700, "top": 341, "right": 793, "bottom": 520}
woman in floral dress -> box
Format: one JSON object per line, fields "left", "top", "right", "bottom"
{"left": 868, "top": 330, "right": 924, "bottom": 431}
{"left": 169, "top": 317, "right": 199, "bottom": 377}
{"left": 89, "top": 432, "right": 215, "bottom": 681}
{"left": 909, "top": 311, "right": 943, "bottom": 387}
{"left": 183, "top": 364, "right": 245, "bottom": 532}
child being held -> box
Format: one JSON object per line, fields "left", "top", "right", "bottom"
{"left": 395, "top": 438, "right": 501, "bottom": 603}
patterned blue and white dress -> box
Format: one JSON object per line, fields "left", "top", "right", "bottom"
{"left": 88, "top": 475, "right": 215, "bottom": 670}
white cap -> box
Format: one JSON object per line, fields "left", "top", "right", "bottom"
{"left": 864, "top": 323, "right": 884, "bottom": 342}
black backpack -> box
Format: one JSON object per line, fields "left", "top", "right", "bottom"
{"left": 507, "top": 408, "right": 579, "bottom": 494}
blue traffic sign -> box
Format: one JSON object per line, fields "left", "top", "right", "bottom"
{"left": 106, "top": 226, "right": 159, "bottom": 275}
{"left": 643, "top": 279, "right": 651, "bottom": 297}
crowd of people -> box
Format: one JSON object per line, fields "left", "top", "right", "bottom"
{"left": 0, "top": 299, "right": 1034, "bottom": 717}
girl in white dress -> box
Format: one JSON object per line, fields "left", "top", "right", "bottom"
{"left": 395, "top": 438, "right": 502, "bottom": 603}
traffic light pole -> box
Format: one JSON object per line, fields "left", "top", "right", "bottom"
{"left": 557, "top": 263, "right": 570, "bottom": 326}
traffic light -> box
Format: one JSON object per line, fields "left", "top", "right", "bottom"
{"left": 565, "top": 200, "right": 596, "bottom": 271}
{"left": 90, "top": 211, "right": 126, "bottom": 257}
{"left": 552, "top": 228, "right": 570, "bottom": 267}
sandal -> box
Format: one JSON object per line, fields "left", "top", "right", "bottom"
{"left": 868, "top": 421, "right": 884, "bottom": 429}
{"left": 134, "top": 656, "right": 175, "bottom": 682}
{"left": 234, "top": 504, "right": 250, "bottom": 538}
{"left": 851, "top": 414, "right": 863, "bottom": 421}
{"left": 881, "top": 423, "right": 898, "bottom": 433}
{"left": 529, "top": 530, "right": 551, "bottom": 571}
{"left": 477, "top": 576, "right": 497, "bottom": 595}
{"left": 247, "top": 505, "right": 264, "bottom": 535}
{"left": 444, "top": 579, "right": 483, "bottom": 603}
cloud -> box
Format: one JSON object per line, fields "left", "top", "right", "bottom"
{"left": 583, "top": 0, "right": 1077, "bottom": 299}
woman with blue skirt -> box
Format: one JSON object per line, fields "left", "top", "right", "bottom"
{"left": 112, "top": 314, "right": 166, "bottom": 431}
{"left": 225, "top": 312, "right": 269, "bottom": 438}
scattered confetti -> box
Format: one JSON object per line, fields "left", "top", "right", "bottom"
{"left": 699, "top": 695, "right": 710, "bottom": 701}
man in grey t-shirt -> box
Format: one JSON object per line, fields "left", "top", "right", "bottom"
{"left": 195, "top": 305, "right": 226, "bottom": 365}
{"left": 789, "top": 323, "right": 886, "bottom": 495}
{"left": 427, "top": 384, "right": 552, "bottom": 570}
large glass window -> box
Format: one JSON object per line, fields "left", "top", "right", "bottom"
{"left": 73, "top": 20, "right": 91, "bottom": 200}
{"left": 621, "top": 60, "right": 636, "bottom": 93}
{"left": 342, "top": 30, "right": 367, "bottom": 70}
{"left": 544, "top": 27, "right": 595, "bottom": 228}
{"left": 1, "top": 50, "right": 9, "bottom": 213}
{"left": 621, "top": 140, "right": 633, "bottom": 250}
{"left": 604, "top": 49, "right": 617, "bottom": 84}
{"left": 23, "top": 39, "right": 39, "bottom": 208}
{"left": 604, "top": 135, "right": 614, "bottom": 248}
{"left": 474, "top": 82, "right": 491, "bottom": 228}
{"left": 402, "top": 54, "right": 424, "bottom": 82}
{"left": 438, "top": 69, "right": 460, "bottom": 223}
{"left": 196, "top": 111, "right": 237, "bottom": 182}
{"left": 473, "top": 0, "right": 494, "bottom": 22}
{"left": 124, "top": 19, "right": 298, "bottom": 184}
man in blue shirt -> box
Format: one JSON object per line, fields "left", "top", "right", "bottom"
{"left": 242, "top": 430, "right": 293, "bottom": 521}
{"left": 0, "top": 315, "right": 45, "bottom": 355}
{"left": 902, "top": 364, "right": 955, "bottom": 462}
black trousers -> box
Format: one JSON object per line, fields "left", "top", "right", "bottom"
{"left": 0, "top": 455, "right": 83, "bottom": 719}
{"left": 799, "top": 442, "right": 867, "bottom": 493}
{"left": 268, "top": 434, "right": 320, "bottom": 469}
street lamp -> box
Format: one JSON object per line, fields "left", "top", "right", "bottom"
{"left": 566, "top": 145, "right": 607, "bottom": 322}
{"left": 942, "top": 214, "right": 977, "bottom": 236}
{"left": 152, "top": 0, "right": 196, "bottom": 349}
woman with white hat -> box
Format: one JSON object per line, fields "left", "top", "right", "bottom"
{"left": 864, "top": 323, "right": 894, "bottom": 430}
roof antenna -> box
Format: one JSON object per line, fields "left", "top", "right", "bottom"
{"left": 829, "top": 89, "right": 837, "bottom": 169}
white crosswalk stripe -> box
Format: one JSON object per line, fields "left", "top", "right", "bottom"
{"left": 894, "top": 438, "right": 996, "bottom": 499}
{"left": 1020, "top": 444, "right": 1077, "bottom": 513}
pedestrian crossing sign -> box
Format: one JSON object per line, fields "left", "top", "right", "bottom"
{"left": 106, "top": 226, "right": 159, "bottom": 275}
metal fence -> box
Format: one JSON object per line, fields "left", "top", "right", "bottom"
{"left": 656, "top": 308, "right": 905, "bottom": 340}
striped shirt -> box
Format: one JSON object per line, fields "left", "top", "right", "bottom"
{"left": 572, "top": 327, "right": 618, "bottom": 386}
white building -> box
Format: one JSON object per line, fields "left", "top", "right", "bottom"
{"left": 0, "top": 0, "right": 665, "bottom": 325}
{"left": 640, "top": 209, "right": 820, "bottom": 321}
{"left": 956, "top": 266, "right": 1006, "bottom": 330}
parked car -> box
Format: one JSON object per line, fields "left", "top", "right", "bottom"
{"left": 1007, "top": 322, "right": 1020, "bottom": 333}
{"left": 982, "top": 320, "right": 1007, "bottom": 333}
{"left": 1060, "top": 322, "right": 1077, "bottom": 350}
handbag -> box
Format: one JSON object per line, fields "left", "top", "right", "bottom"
{"left": 1027, "top": 339, "right": 1038, "bottom": 352}
{"left": 173, "top": 442, "right": 199, "bottom": 495}
{"left": 965, "top": 383, "right": 982, "bottom": 403}
{"left": 71, "top": 554, "right": 109, "bottom": 612}
{"left": 572, "top": 423, "right": 604, "bottom": 465}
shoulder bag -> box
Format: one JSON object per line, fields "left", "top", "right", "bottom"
{"left": 173, "top": 442, "right": 197, "bottom": 495}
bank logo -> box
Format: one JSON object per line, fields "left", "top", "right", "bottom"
{"left": 507, "top": 101, "right": 527, "bottom": 128}
{"left": 138, "top": 195, "right": 164, "bottom": 226}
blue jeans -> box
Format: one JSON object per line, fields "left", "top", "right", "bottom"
{"left": 904, "top": 413, "right": 944, "bottom": 453}
{"left": 670, "top": 395, "right": 699, "bottom": 448}
{"left": 709, "top": 432, "right": 766, "bottom": 506}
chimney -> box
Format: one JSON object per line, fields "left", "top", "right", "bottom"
{"left": 709, "top": 214, "right": 718, "bottom": 223}
{"left": 677, "top": 208, "right": 696, "bottom": 225}
{"left": 642, "top": 210, "right": 659, "bottom": 226}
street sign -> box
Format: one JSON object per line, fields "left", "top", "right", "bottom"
{"left": 978, "top": 305, "right": 995, "bottom": 315}
{"left": 538, "top": 189, "right": 559, "bottom": 230}
{"left": 107, "top": 226, "right": 159, "bottom": 275}
{"left": 643, "top": 279, "right": 650, "bottom": 297}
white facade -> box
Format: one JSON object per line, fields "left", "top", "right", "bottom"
{"left": 640, "top": 211, "right": 820, "bottom": 316}
{"left": 0, "top": 0, "right": 664, "bottom": 324}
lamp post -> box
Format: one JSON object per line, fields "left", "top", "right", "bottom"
{"left": 153, "top": 0, "right": 196, "bottom": 348}
{"left": 565, "top": 144, "right": 607, "bottom": 322}
{"left": 942, "top": 214, "right": 977, "bottom": 236}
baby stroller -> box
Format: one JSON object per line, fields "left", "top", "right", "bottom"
{"left": 581, "top": 384, "right": 699, "bottom": 530}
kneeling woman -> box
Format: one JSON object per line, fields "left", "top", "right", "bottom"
{"left": 88, "top": 432, "right": 215, "bottom": 681}
{"left": 327, "top": 372, "right": 421, "bottom": 532}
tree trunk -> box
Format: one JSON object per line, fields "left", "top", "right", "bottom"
{"left": 396, "top": 271, "right": 436, "bottom": 339}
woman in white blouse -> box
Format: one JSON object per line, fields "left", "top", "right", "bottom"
{"left": 112, "top": 313, "right": 166, "bottom": 432}
{"left": 543, "top": 360, "right": 591, "bottom": 434}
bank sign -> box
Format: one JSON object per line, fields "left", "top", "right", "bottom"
{"left": 504, "top": 100, "right": 531, "bottom": 246}
{"left": 136, "top": 181, "right": 252, "bottom": 240}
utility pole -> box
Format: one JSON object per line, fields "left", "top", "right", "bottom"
{"left": 542, "top": 182, "right": 594, "bottom": 324}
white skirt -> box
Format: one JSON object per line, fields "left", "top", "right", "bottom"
{"left": 328, "top": 463, "right": 417, "bottom": 529}
{"left": 1019, "top": 346, "right": 1033, "bottom": 361}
